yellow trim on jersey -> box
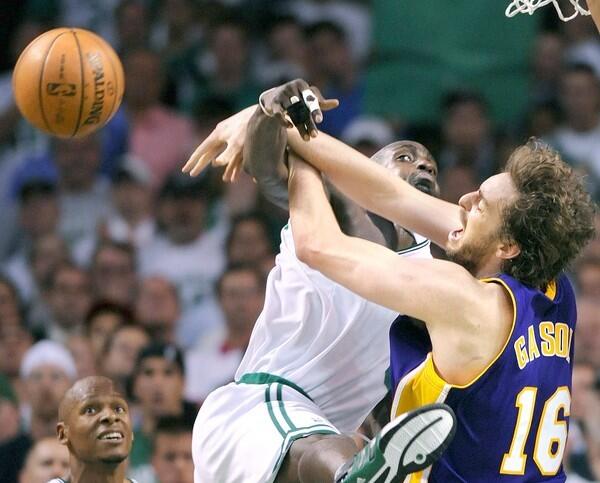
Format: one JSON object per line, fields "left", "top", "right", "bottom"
{"left": 544, "top": 280, "right": 557, "bottom": 301}
{"left": 392, "top": 354, "right": 449, "bottom": 418}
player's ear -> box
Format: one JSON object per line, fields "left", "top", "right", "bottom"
{"left": 57, "top": 422, "right": 68, "bottom": 445}
{"left": 496, "top": 239, "right": 520, "bottom": 261}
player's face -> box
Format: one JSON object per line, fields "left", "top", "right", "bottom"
{"left": 446, "top": 173, "right": 518, "bottom": 274}
{"left": 20, "top": 438, "right": 69, "bottom": 483}
{"left": 375, "top": 141, "right": 440, "bottom": 196}
{"left": 65, "top": 393, "right": 132, "bottom": 464}
{"left": 152, "top": 432, "right": 194, "bottom": 483}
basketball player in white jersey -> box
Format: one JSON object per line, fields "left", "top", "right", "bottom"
{"left": 187, "top": 84, "right": 456, "bottom": 483}
{"left": 48, "top": 376, "right": 138, "bottom": 483}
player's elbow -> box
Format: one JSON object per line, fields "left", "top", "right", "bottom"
{"left": 294, "top": 230, "right": 329, "bottom": 269}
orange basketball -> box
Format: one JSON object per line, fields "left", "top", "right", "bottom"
{"left": 12, "top": 28, "right": 125, "bottom": 138}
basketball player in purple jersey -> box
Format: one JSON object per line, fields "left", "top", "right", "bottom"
{"left": 184, "top": 79, "right": 596, "bottom": 481}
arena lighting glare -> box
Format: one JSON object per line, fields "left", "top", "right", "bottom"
{"left": 506, "top": 0, "right": 590, "bottom": 21}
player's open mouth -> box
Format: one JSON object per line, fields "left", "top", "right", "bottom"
{"left": 98, "top": 431, "right": 124, "bottom": 441}
{"left": 414, "top": 178, "right": 434, "bottom": 194}
{"left": 449, "top": 228, "right": 464, "bottom": 242}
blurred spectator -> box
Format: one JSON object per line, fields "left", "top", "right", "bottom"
{"left": 574, "top": 297, "right": 600, "bottom": 368}
{"left": 45, "top": 263, "right": 91, "bottom": 344}
{"left": 285, "top": 0, "right": 371, "bottom": 63}
{"left": 3, "top": 180, "right": 60, "bottom": 304}
{"left": 0, "top": 341, "right": 75, "bottom": 482}
{"left": 566, "top": 361, "right": 600, "bottom": 481}
{"left": 562, "top": 11, "right": 600, "bottom": 77}
{"left": 0, "top": 323, "right": 33, "bottom": 399}
{"left": 439, "top": 90, "right": 499, "bottom": 180}
{"left": 582, "top": 214, "right": 600, "bottom": 259}
{"left": 192, "top": 96, "right": 236, "bottom": 146}
{"left": 576, "top": 256, "right": 600, "bottom": 297}
{"left": 84, "top": 301, "right": 133, "bottom": 366}
{"left": 26, "top": 234, "right": 71, "bottom": 329}
{"left": 139, "top": 173, "right": 226, "bottom": 348}
{"left": 256, "top": 15, "right": 307, "bottom": 86}
{"left": 226, "top": 212, "right": 275, "bottom": 266}
{"left": 0, "top": 20, "right": 47, "bottom": 154}
{"left": 130, "top": 343, "right": 196, "bottom": 473}
{"left": 124, "top": 48, "right": 196, "bottom": 189}
{"left": 153, "top": 0, "right": 203, "bottom": 60}
{"left": 531, "top": 31, "right": 565, "bottom": 105}
{"left": 18, "top": 436, "right": 69, "bottom": 483}
{"left": 341, "top": 116, "right": 396, "bottom": 158}
{"left": 185, "top": 264, "right": 265, "bottom": 403}
{"left": 101, "top": 155, "right": 156, "bottom": 250}
{"left": 304, "top": 20, "right": 364, "bottom": 137}
{"left": 524, "top": 101, "right": 561, "bottom": 139}
{"left": 439, "top": 164, "right": 480, "bottom": 205}
{"left": 549, "top": 63, "right": 600, "bottom": 182}
{"left": 195, "top": 16, "right": 261, "bottom": 111}
{"left": 151, "top": 417, "right": 194, "bottom": 483}
{"left": 0, "top": 274, "right": 23, "bottom": 322}
{"left": 135, "top": 276, "right": 180, "bottom": 345}
{"left": 52, "top": 135, "right": 110, "bottom": 262}
{"left": 90, "top": 241, "right": 137, "bottom": 306}
{"left": 100, "top": 324, "right": 150, "bottom": 395}
{"left": 0, "top": 374, "right": 19, "bottom": 445}
{"left": 65, "top": 335, "right": 97, "bottom": 379}
{"left": 114, "top": 0, "right": 152, "bottom": 55}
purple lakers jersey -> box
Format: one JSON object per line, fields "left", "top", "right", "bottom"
{"left": 389, "top": 273, "right": 576, "bottom": 482}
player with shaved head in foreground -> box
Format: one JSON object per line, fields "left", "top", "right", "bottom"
{"left": 48, "top": 376, "right": 137, "bottom": 483}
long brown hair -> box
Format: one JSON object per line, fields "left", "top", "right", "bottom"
{"left": 501, "top": 139, "right": 596, "bottom": 288}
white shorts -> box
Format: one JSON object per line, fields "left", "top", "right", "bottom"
{"left": 193, "top": 373, "right": 340, "bottom": 483}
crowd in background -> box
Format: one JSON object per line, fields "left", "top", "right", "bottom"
{"left": 0, "top": 0, "right": 599, "bottom": 482}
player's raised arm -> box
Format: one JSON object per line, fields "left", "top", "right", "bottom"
{"left": 286, "top": 127, "right": 460, "bottom": 249}
{"left": 288, "top": 153, "right": 486, "bottom": 326}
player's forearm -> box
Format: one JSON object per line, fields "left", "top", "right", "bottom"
{"left": 287, "top": 129, "right": 461, "bottom": 249}
{"left": 590, "top": 0, "right": 600, "bottom": 33}
{"left": 243, "top": 107, "right": 289, "bottom": 210}
{"left": 288, "top": 154, "right": 344, "bottom": 262}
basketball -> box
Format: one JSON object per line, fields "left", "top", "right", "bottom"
{"left": 12, "top": 28, "right": 124, "bottom": 138}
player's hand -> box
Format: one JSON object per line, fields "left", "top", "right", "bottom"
{"left": 260, "top": 79, "right": 339, "bottom": 141}
{"left": 182, "top": 105, "right": 256, "bottom": 181}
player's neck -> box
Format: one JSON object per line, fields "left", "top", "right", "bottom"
{"left": 473, "top": 255, "right": 504, "bottom": 280}
{"left": 69, "top": 459, "right": 127, "bottom": 483}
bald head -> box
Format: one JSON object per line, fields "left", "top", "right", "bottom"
{"left": 371, "top": 141, "right": 439, "bottom": 197}
{"left": 57, "top": 376, "right": 132, "bottom": 466}
{"left": 58, "top": 376, "right": 121, "bottom": 422}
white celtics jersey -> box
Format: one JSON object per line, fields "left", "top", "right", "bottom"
{"left": 236, "top": 222, "right": 431, "bottom": 433}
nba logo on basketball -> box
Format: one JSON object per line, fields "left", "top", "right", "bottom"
{"left": 46, "top": 83, "right": 76, "bottom": 96}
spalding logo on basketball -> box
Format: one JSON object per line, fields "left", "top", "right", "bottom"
{"left": 12, "top": 27, "right": 125, "bottom": 138}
